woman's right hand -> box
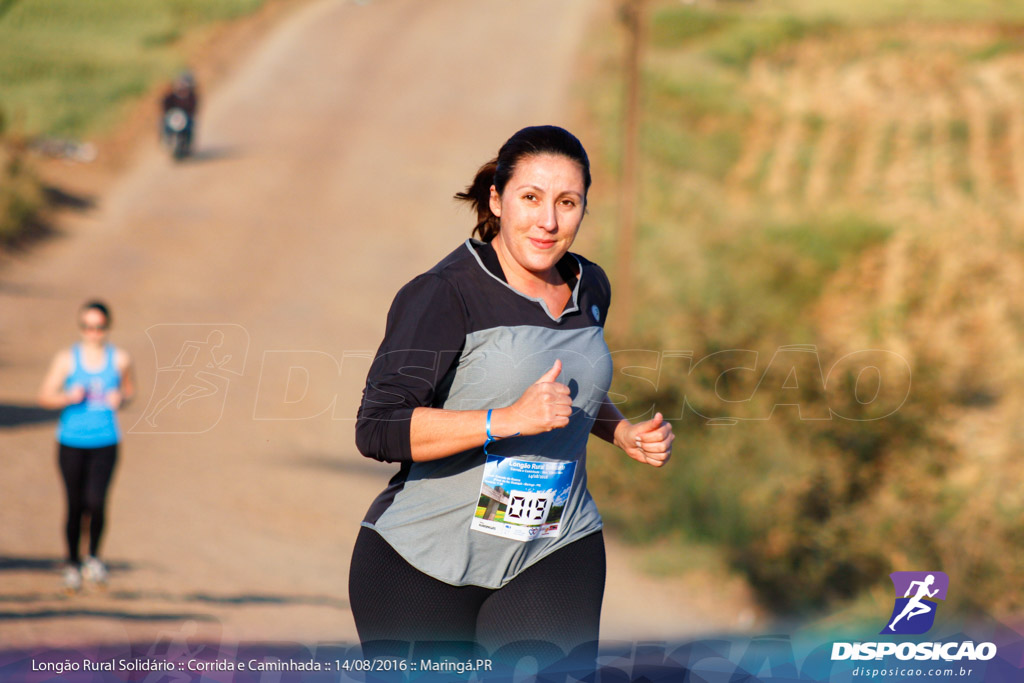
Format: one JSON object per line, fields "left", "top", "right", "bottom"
{"left": 495, "top": 359, "right": 573, "bottom": 436}
{"left": 64, "top": 386, "right": 86, "bottom": 406}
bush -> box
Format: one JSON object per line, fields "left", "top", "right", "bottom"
{"left": 0, "top": 125, "right": 44, "bottom": 245}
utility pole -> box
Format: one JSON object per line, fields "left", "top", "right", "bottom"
{"left": 611, "top": 0, "right": 645, "bottom": 341}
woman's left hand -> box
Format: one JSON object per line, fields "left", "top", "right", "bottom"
{"left": 615, "top": 412, "right": 674, "bottom": 467}
{"left": 106, "top": 389, "right": 124, "bottom": 410}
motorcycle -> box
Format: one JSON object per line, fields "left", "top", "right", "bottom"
{"left": 162, "top": 107, "right": 192, "bottom": 161}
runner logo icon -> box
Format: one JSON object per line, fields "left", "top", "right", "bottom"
{"left": 131, "top": 324, "right": 249, "bottom": 434}
{"left": 880, "top": 571, "right": 949, "bottom": 635}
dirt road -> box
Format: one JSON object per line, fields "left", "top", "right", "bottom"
{"left": 0, "top": 0, "right": 753, "bottom": 649}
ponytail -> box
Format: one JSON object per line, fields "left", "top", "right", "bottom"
{"left": 454, "top": 158, "right": 501, "bottom": 242}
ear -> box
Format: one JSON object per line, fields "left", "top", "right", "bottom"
{"left": 488, "top": 185, "right": 502, "bottom": 217}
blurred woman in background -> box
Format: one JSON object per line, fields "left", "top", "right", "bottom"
{"left": 39, "top": 300, "right": 135, "bottom": 592}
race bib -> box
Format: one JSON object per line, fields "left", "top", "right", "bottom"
{"left": 85, "top": 379, "right": 108, "bottom": 409}
{"left": 471, "top": 455, "right": 576, "bottom": 542}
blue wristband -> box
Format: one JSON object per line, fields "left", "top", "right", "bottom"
{"left": 484, "top": 408, "right": 520, "bottom": 456}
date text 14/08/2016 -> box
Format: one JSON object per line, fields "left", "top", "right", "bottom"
{"left": 341, "top": 659, "right": 494, "bottom": 674}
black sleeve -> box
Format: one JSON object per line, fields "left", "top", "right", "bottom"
{"left": 355, "top": 273, "right": 467, "bottom": 463}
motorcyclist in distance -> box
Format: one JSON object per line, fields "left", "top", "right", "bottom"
{"left": 160, "top": 71, "right": 199, "bottom": 155}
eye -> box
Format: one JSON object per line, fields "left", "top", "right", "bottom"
{"left": 523, "top": 193, "right": 538, "bottom": 201}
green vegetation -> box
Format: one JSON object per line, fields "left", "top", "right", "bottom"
{"left": 649, "top": 7, "right": 735, "bottom": 49}
{"left": 706, "top": 16, "right": 836, "bottom": 69}
{"left": 0, "top": 108, "right": 43, "bottom": 245}
{"left": 0, "top": 140, "right": 44, "bottom": 244}
{"left": 968, "top": 38, "right": 1024, "bottom": 61}
{"left": 650, "top": 6, "right": 838, "bottom": 70}
{"left": 0, "top": 0, "right": 268, "bottom": 138}
{"left": 0, "top": 0, "right": 275, "bottom": 248}
{"left": 584, "top": 0, "right": 1024, "bottom": 620}
{"left": 727, "top": 0, "right": 1024, "bottom": 22}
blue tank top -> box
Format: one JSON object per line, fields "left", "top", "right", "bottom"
{"left": 57, "top": 343, "right": 121, "bottom": 448}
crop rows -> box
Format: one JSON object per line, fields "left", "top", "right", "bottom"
{"left": 727, "top": 34, "right": 1024, "bottom": 216}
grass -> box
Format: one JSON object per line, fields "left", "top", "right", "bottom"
{"left": 705, "top": 15, "right": 837, "bottom": 70}
{"left": 0, "top": 0, "right": 277, "bottom": 248}
{"left": 0, "top": 0, "right": 268, "bottom": 138}
{"left": 730, "top": 0, "right": 1024, "bottom": 23}
{"left": 949, "top": 118, "right": 974, "bottom": 195}
{"left": 649, "top": 6, "right": 735, "bottom": 49}
{"left": 582, "top": 0, "right": 1024, "bottom": 618}
{"left": 968, "top": 38, "right": 1024, "bottom": 61}
{"left": 0, "top": 140, "right": 44, "bottom": 244}
{"left": 697, "top": 215, "right": 892, "bottom": 343}
{"left": 793, "top": 113, "right": 826, "bottom": 199}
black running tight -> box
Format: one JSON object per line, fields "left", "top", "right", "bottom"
{"left": 57, "top": 443, "right": 118, "bottom": 565}
{"left": 349, "top": 526, "right": 605, "bottom": 667}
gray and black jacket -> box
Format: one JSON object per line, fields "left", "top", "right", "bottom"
{"left": 355, "top": 238, "right": 613, "bottom": 588}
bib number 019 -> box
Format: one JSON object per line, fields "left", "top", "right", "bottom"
{"left": 505, "top": 492, "right": 551, "bottom": 524}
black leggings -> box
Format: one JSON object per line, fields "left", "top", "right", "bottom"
{"left": 58, "top": 443, "right": 118, "bottom": 565}
{"left": 349, "top": 526, "right": 605, "bottom": 667}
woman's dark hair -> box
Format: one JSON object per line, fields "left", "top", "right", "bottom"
{"left": 80, "top": 300, "right": 111, "bottom": 327}
{"left": 455, "top": 125, "right": 591, "bottom": 242}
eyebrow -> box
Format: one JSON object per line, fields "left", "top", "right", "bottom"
{"left": 514, "top": 184, "right": 583, "bottom": 198}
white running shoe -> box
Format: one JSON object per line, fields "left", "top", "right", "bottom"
{"left": 62, "top": 565, "right": 82, "bottom": 593}
{"left": 82, "top": 556, "right": 108, "bottom": 586}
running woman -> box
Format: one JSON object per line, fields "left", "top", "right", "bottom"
{"left": 350, "top": 126, "right": 674, "bottom": 669}
{"left": 38, "top": 301, "right": 135, "bottom": 592}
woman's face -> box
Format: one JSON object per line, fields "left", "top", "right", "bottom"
{"left": 489, "top": 153, "right": 586, "bottom": 280}
{"left": 79, "top": 308, "right": 109, "bottom": 343}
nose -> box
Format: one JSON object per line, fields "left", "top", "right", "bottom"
{"left": 537, "top": 200, "right": 558, "bottom": 232}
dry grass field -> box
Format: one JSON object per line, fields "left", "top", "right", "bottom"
{"left": 584, "top": 2, "right": 1024, "bottom": 621}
